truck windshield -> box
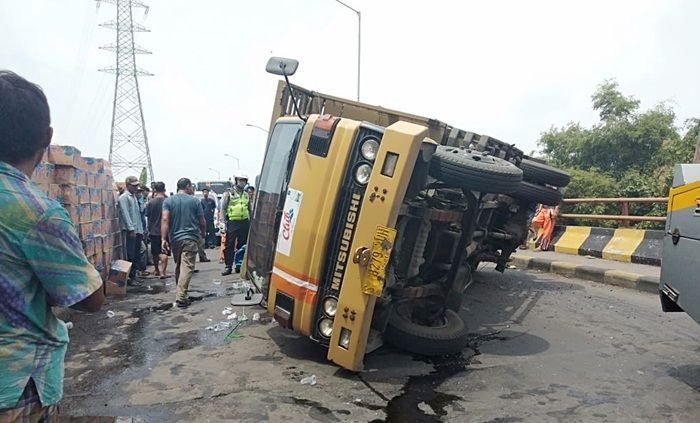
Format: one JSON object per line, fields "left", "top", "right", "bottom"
{"left": 247, "top": 121, "right": 303, "bottom": 295}
{"left": 258, "top": 122, "right": 303, "bottom": 195}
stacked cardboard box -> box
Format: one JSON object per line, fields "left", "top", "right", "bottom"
{"left": 32, "top": 145, "right": 124, "bottom": 292}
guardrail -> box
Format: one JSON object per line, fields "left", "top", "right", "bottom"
{"left": 560, "top": 197, "right": 668, "bottom": 227}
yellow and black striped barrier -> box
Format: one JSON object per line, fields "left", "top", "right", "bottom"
{"left": 529, "top": 226, "right": 662, "bottom": 266}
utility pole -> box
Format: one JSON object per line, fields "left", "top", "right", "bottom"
{"left": 97, "top": 0, "right": 154, "bottom": 182}
{"left": 693, "top": 128, "right": 700, "bottom": 164}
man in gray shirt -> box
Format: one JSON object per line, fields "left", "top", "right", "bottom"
{"left": 118, "top": 175, "right": 145, "bottom": 282}
{"left": 161, "top": 178, "right": 205, "bottom": 308}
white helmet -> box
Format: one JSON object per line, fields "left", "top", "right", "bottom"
{"left": 234, "top": 170, "right": 249, "bottom": 181}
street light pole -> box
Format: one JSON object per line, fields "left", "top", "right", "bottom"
{"left": 223, "top": 154, "right": 240, "bottom": 170}
{"left": 246, "top": 123, "right": 270, "bottom": 134}
{"left": 335, "top": 0, "right": 361, "bottom": 101}
{"left": 208, "top": 167, "right": 221, "bottom": 179}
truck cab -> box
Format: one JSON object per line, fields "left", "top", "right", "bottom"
{"left": 244, "top": 57, "right": 568, "bottom": 371}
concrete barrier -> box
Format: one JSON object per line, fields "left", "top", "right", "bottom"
{"left": 510, "top": 255, "right": 659, "bottom": 293}
{"left": 529, "top": 226, "right": 662, "bottom": 266}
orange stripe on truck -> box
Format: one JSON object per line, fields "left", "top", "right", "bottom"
{"left": 270, "top": 271, "right": 318, "bottom": 305}
{"left": 274, "top": 263, "right": 320, "bottom": 285}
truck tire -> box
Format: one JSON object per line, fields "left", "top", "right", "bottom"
{"left": 511, "top": 181, "right": 563, "bottom": 206}
{"left": 384, "top": 306, "right": 468, "bottom": 356}
{"left": 520, "top": 159, "right": 570, "bottom": 187}
{"left": 430, "top": 146, "right": 523, "bottom": 194}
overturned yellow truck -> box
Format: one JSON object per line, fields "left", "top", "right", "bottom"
{"left": 244, "top": 58, "right": 569, "bottom": 371}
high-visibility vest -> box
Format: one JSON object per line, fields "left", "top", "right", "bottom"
{"left": 226, "top": 191, "right": 249, "bottom": 221}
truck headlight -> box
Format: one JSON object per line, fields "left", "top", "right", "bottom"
{"left": 318, "top": 318, "right": 334, "bottom": 338}
{"left": 360, "top": 137, "right": 380, "bottom": 161}
{"left": 339, "top": 327, "right": 352, "bottom": 349}
{"left": 355, "top": 164, "right": 372, "bottom": 185}
{"left": 322, "top": 297, "right": 338, "bottom": 317}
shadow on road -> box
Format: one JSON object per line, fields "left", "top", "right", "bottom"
{"left": 266, "top": 326, "right": 331, "bottom": 365}
{"left": 667, "top": 364, "right": 700, "bottom": 392}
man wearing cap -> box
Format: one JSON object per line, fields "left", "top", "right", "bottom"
{"left": 221, "top": 171, "right": 252, "bottom": 275}
{"left": 118, "top": 175, "right": 145, "bottom": 283}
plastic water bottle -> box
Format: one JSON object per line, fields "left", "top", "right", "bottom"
{"left": 300, "top": 375, "right": 317, "bottom": 386}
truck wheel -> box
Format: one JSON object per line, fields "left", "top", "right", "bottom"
{"left": 384, "top": 306, "right": 468, "bottom": 356}
{"left": 511, "top": 181, "right": 563, "bottom": 206}
{"left": 429, "top": 146, "right": 523, "bottom": 194}
{"left": 520, "top": 159, "right": 570, "bottom": 187}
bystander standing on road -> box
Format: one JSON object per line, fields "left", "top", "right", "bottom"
{"left": 118, "top": 175, "right": 145, "bottom": 284}
{"left": 146, "top": 182, "right": 170, "bottom": 278}
{"left": 201, "top": 188, "right": 217, "bottom": 248}
{"left": 161, "top": 178, "right": 205, "bottom": 308}
{"left": 530, "top": 204, "right": 560, "bottom": 251}
{"left": 196, "top": 200, "right": 210, "bottom": 264}
{"left": 221, "top": 171, "right": 252, "bottom": 275}
{"left": 136, "top": 185, "right": 150, "bottom": 276}
{"left": 146, "top": 181, "right": 156, "bottom": 200}
{"left": 218, "top": 188, "right": 230, "bottom": 264}
{"left": 0, "top": 70, "right": 104, "bottom": 420}
{"left": 246, "top": 186, "right": 256, "bottom": 212}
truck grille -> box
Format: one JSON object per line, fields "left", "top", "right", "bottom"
{"left": 310, "top": 123, "right": 385, "bottom": 343}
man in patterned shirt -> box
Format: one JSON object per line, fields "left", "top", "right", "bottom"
{"left": 0, "top": 71, "right": 105, "bottom": 420}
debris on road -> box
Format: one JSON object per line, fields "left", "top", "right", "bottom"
{"left": 226, "top": 321, "right": 245, "bottom": 340}
{"left": 232, "top": 281, "right": 247, "bottom": 291}
{"left": 206, "top": 321, "right": 233, "bottom": 332}
{"left": 106, "top": 310, "right": 115, "bottom": 318}
{"left": 300, "top": 375, "right": 317, "bottom": 386}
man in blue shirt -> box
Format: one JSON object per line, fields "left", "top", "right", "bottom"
{"left": 161, "top": 178, "right": 205, "bottom": 308}
{"left": 118, "top": 175, "right": 144, "bottom": 282}
{"left": 201, "top": 188, "right": 217, "bottom": 248}
{"left": 0, "top": 71, "right": 104, "bottom": 419}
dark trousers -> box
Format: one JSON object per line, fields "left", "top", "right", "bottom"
{"left": 205, "top": 218, "right": 216, "bottom": 247}
{"left": 224, "top": 219, "right": 250, "bottom": 268}
{"left": 124, "top": 231, "right": 143, "bottom": 279}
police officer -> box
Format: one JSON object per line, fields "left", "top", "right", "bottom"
{"left": 221, "top": 171, "right": 251, "bottom": 275}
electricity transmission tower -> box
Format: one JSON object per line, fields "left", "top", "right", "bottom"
{"left": 97, "top": 0, "right": 154, "bottom": 182}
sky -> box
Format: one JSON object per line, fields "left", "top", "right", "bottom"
{"left": 2, "top": 0, "right": 699, "bottom": 188}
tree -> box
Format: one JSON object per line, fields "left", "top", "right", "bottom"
{"left": 539, "top": 80, "right": 679, "bottom": 178}
{"left": 591, "top": 79, "right": 640, "bottom": 121}
{"left": 537, "top": 80, "right": 696, "bottom": 228}
{"left": 139, "top": 167, "right": 148, "bottom": 186}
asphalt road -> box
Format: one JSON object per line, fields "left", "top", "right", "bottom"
{"left": 59, "top": 257, "right": 700, "bottom": 422}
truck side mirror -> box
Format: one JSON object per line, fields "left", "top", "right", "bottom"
{"left": 266, "top": 57, "right": 299, "bottom": 76}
